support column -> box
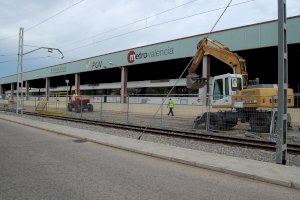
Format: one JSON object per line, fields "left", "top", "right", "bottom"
{"left": 120, "top": 67, "right": 128, "bottom": 103}
{"left": 200, "top": 55, "right": 210, "bottom": 105}
{"left": 25, "top": 81, "right": 29, "bottom": 100}
{"left": 0, "top": 84, "right": 3, "bottom": 99}
{"left": 75, "top": 73, "right": 80, "bottom": 95}
{"left": 45, "top": 78, "right": 50, "bottom": 101}
{"left": 10, "top": 83, "right": 14, "bottom": 100}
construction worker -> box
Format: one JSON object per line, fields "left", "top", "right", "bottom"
{"left": 167, "top": 98, "right": 175, "bottom": 116}
{"left": 72, "top": 93, "right": 78, "bottom": 101}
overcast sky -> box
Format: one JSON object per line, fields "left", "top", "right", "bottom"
{"left": 0, "top": 0, "right": 299, "bottom": 77}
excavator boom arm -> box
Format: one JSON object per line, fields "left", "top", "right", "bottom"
{"left": 188, "top": 38, "right": 207, "bottom": 74}
{"left": 187, "top": 37, "right": 248, "bottom": 89}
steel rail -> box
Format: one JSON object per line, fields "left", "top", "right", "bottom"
{"left": 12, "top": 110, "right": 299, "bottom": 154}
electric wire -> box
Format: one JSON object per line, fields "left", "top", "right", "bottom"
{"left": 1, "top": 0, "right": 253, "bottom": 74}
{"left": 0, "top": 54, "right": 17, "bottom": 57}
{"left": 24, "top": 44, "right": 40, "bottom": 48}
{"left": 25, "top": 0, "right": 86, "bottom": 32}
{"left": 64, "top": 0, "right": 255, "bottom": 53}
{"left": 0, "top": 44, "right": 38, "bottom": 56}
{"left": 137, "top": 0, "right": 234, "bottom": 140}
{"left": 0, "top": 0, "right": 197, "bottom": 55}
{"left": 208, "top": 0, "right": 233, "bottom": 34}
{"left": 62, "top": 0, "right": 201, "bottom": 48}
{"left": 0, "top": 55, "right": 63, "bottom": 64}
{"left": 0, "top": 0, "right": 86, "bottom": 41}
{"left": 0, "top": 44, "right": 54, "bottom": 61}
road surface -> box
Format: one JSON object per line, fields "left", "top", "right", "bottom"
{"left": 0, "top": 118, "right": 299, "bottom": 200}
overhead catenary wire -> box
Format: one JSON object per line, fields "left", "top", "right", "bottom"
{"left": 25, "top": 0, "right": 86, "bottom": 32}
{"left": 0, "top": 55, "right": 64, "bottom": 64}
{"left": 0, "top": 33, "right": 18, "bottom": 42}
{"left": 64, "top": 0, "right": 255, "bottom": 54}
{"left": 0, "top": 59, "right": 18, "bottom": 64}
{"left": 0, "top": 0, "right": 195, "bottom": 54}
{"left": 0, "top": 44, "right": 37, "bottom": 56}
{"left": 0, "top": 54, "right": 18, "bottom": 57}
{"left": 137, "top": 0, "right": 234, "bottom": 140}
{"left": 0, "top": 43, "right": 65, "bottom": 63}
{"left": 0, "top": 0, "right": 86, "bottom": 42}
{"left": 1, "top": 1, "right": 252, "bottom": 71}
{"left": 1, "top": 0, "right": 243, "bottom": 82}
{"left": 61, "top": 0, "right": 201, "bottom": 48}
{"left": 208, "top": 0, "right": 233, "bottom": 34}
{"left": 24, "top": 44, "right": 41, "bottom": 48}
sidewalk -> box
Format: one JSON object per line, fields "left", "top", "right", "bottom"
{"left": 0, "top": 112, "right": 299, "bottom": 190}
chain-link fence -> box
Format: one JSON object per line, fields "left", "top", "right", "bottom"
{"left": 1, "top": 94, "right": 299, "bottom": 143}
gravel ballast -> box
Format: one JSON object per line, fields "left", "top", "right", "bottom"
{"left": 2, "top": 111, "right": 300, "bottom": 167}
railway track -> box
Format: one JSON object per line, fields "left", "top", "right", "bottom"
{"left": 1, "top": 109, "right": 300, "bottom": 154}
{"left": 10, "top": 110, "right": 298, "bottom": 154}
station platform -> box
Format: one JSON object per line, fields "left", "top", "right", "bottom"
{"left": 0, "top": 112, "right": 299, "bottom": 190}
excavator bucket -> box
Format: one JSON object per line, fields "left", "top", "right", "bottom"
{"left": 186, "top": 74, "right": 207, "bottom": 89}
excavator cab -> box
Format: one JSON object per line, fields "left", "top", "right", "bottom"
{"left": 210, "top": 73, "right": 243, "bottom": 107}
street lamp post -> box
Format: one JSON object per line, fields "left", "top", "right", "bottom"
{"left": 16, "top": 27, "right": 64, "bottom": 115}
{"left": 65, "top": 79, "right": 69, "bottom": 101}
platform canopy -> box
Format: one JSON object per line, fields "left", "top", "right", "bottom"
{"left": 1, "top": 15, "right": 300, "bottom": 85}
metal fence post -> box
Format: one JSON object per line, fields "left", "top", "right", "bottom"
{"left": 80, "top": 96, "right": 83, "bottom": 118}
{"left": 100, "top": 96, "right": 103, "bottom": 121}
{"left": 66, "top": 93, "right": 68, "bottom": 114}
{"left": 34, "top": 96, "right": 37, "bottom": 110}
{"left": 160, "top": 97, "right": 163, "bottom": 128}
{"left": 269, "top": 95, "right": 276, "bottom": 141}
{"left": 126, "top": 96, "right": 129, "bottom": 123}
{"left": 21, "top": 91, "right": 24, "bottom": 115}
{"left": 206, "top": 94, "right": 210, "bottom": 131}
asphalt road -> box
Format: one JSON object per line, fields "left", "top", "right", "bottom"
{"left": 0, "top": 119, "right": 299, "bottom": 200}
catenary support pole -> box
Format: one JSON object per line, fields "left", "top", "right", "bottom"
{"left": 276, "top": 0, "right": 288, "bottom": 165}
{"left": 17, "top": 27, "right": 24, "bottom": 114}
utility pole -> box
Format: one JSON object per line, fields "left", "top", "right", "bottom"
{"left": 15, "top": 27, "right": 64, "bottom": 115}
{"left": 276, "top": 0, "right": 288, "bottom": 165}
{"left": 17, "top": 27, "right": 24, "bottom": 114}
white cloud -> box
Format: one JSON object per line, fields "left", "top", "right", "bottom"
{"left": 0, "top": 0, "right": 299, "bottom": 77}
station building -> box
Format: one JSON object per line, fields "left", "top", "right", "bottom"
{"left": 0, "top": 15, "right": 300, "bottom": 103}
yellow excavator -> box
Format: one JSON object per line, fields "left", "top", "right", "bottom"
{"left": 187, "top": 37, "right": 294, "bottom": 132}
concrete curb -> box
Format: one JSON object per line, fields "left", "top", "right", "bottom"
{"left": 0, "top": 114, "right": 299, "bottom": 190}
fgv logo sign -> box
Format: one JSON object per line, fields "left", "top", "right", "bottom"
{"left": 85, "top": 60, "right": 103, "bottom": 70}
{"left": 127, "top": 50, "right": 136, "bottom": 63}
{"left": 127, "top": 47, "right": 174, "bottom": 63}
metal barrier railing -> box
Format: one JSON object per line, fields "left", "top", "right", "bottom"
{"left": 1, "top": 94, "right": 299, "bottom": 143}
